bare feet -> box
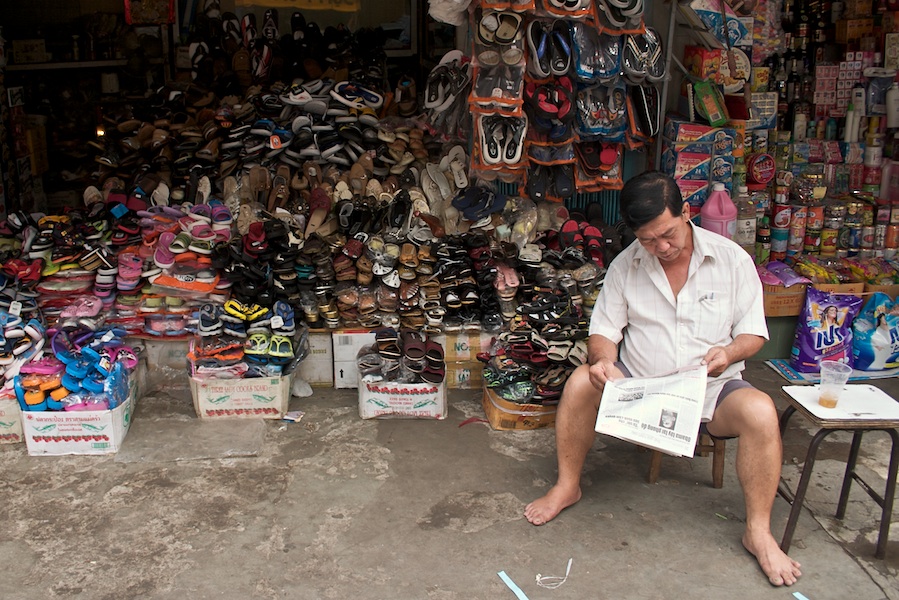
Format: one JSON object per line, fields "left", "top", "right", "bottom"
{"left": 524, "top": 485, "right": 582, "bottom": 525}
{"left": 743, "top": 529, "right": 802, "bottom": 586}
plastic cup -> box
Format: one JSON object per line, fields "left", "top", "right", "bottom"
{"left": 818, "top": 360, "right": 852, "bottom": 408}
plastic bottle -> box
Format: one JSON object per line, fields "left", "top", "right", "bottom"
{"left": 733, "top": 185, "right": 758, "bottom": 255}
{"left": 756, "top": 217, "right": 772, "bottom": 265}
{"left": 887, "top": 83, "right": 899, "bottom": 128}
{"left": 701, "top": 183, "right": 738, "bottom": 240}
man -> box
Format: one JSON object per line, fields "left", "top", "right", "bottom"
{"left": 524, "top": 172, "right": 802, "bottom": 587}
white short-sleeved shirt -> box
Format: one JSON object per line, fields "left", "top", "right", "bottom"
{"left": 589, "top": 222, "right": 769, "bottom": 420}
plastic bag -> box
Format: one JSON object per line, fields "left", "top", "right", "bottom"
{"left": 852, "top": 292, "right": 899, "bottom": 370}
{"left": 790, "top": 287, "right": 863, "bottom": 372}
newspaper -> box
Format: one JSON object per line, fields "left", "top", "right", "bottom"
{"left": 594, "top": 364, "right": 708, "bottom": 457}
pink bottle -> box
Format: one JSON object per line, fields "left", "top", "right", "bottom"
{"left": 700, "top": 182, "right": 737, "bottom": 239}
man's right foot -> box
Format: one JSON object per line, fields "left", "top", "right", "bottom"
{"left": 524, "top": 484, "right": 582, "bottom": 525}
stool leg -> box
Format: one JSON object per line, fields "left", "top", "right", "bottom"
{"left": 712, "top": 438, "right": 725, "bottom": 489}
{"left": 648, "top": 450, "right": 662, "bottom": 484}
{"left": 836, "top": 431, "right": 864, "bottom": 520}
{"left": 781, "top": 428, "right": 833, "bottom": 554}
{"left": 875, "top": 429, "right": 899, "bottom": 559}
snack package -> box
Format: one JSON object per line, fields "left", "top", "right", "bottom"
{"left": 766, "top": 260, "right": 811, "bottom": 287}
{"left": 852, "top": 292, "right": 899, "bottom": 370}
{"left": 790, "top": 287, "right": 863, "bottom": 372}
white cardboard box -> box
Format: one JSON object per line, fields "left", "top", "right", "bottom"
{"left": 334, "top": 360, "right": 360, "bottom": 389}
{"left": 333, "top": 330, "right": 376, "bottom": 388}
{"left": 23, "top": 378, "right": 139, "bottom": 456}
{"left": 358, "top": 380, "right": 447, "bottom": 419}
{"left": 190, "top": 374, "right": 293, "bottom": 419}
{"left": 0, "top": 395, "right": 24, "bottom": 444}
{"left": 332, "top": 330, "right": 376, "bottom": 362}
{"left": 297, "top": 332, "right": 333, "bottom": 387}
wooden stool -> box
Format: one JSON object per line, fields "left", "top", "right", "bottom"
{"left": 647, "top": 434, "right": 726, "bottom": 488}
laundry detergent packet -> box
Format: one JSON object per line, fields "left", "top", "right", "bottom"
{"left": 790, "top": 287, "right": 863, "bottom": 372}
{"left": 852, "top": 292, "right": 899, "bottom": 370}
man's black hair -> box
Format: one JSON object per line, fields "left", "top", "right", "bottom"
{"left": 619, "top": 171, "right": 683, "bottom": 231}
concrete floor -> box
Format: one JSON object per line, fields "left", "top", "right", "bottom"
{"left": 1, "top": 360, "right": 898, "bottom": 599}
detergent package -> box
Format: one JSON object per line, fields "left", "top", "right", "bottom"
{"left": 790, "top": 287, "right": 863, "bottom": 372}
{"left": 853, "top": 292, "right": 899, "bottom": 370}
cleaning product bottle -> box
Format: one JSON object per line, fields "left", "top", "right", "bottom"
{"left": 701, "top": 183, "right": 738, "bottom": 240}
{"left": 733, "top": 185, "right": 758, "bottom": 256}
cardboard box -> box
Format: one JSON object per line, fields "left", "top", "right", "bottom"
{"left": 190, "top": 374, "right": 292, "bottom": 419}
{"left": 138, "top": 338, "right": 189, "bottom": 372}
{"left": 676, "top": 178, "right": 709, "bottom": 207}
{"left": 662, "top": 150, "right": 711, "bottom": 181}
{"left": 445, "top": 361, "right": 484, "bottom": 389}
{"left": 763, "top": 283, "right": 808, "bottom": 317}
{"left": 442, "top": 332, "right": 494, "bottom": 362}
{"left": 864, "top": 283, "right": 899, "bottom": 299}
{"left": 836, "top": 19, "right": 874, "bottom": 44}
{"left": 12, "top": 39, "right": 49, "bottom": 64}
{"left": 683, "top": 45, "right": 722, "bottom": 83}
{"left": 813, "top": 282, "right": 866, "bottom": 295}
{"left": 334, "top": 360, "right": 360, "bottom": 389}
{"left": 333, "top": 330, "right": 376, "bottom": 388}
{"left": 332, "top": 330, "right": 376, "bottom": 362}
{"left": 358, "top": 381, "right": 447, "bottom": 419}
{"left": 23, "top": 376, "right": 139, "bottom": 456}
{"left": 0, "top": 396, "right": 23, "bottom": 444}
{"left": 297, "top": 332, "right": 333, "bottom": 387}
{"left": 482, "top": 387, "right": 557, "bottom": 431}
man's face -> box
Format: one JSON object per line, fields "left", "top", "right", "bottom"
{"left": 634, "top": 202, "right": 691, "bottom": 263}
{"left": 661, "top": 414, "right": 675, "bottom": 428}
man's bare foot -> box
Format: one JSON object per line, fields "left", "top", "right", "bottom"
{"left": 742, "top": 529, "right": 802, "bottom": 586}
{"left": 524, "top": 485, "right": 582, "bottom": 525}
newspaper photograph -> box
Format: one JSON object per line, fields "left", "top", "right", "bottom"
{"left": 594, "top": 364, "right": 708, "bottom": 457}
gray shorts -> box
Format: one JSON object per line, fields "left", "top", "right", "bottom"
{"left": 614, "top": 362, "right": 753, "bottom": 439}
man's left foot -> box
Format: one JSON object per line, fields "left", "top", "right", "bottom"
{"left": 743, "top": 530, "right": 802, "bottom": 586}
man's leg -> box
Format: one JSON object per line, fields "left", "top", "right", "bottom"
{"left": 525, "top": 364, "right": 603, "bottom": 525}
{"left": 706, "top": 387, "right": 802, "bottom": 586}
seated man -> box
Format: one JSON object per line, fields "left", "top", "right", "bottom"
{"left": 525, "top": 172, "right": 802, "bottom": 587}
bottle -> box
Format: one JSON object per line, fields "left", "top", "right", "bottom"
{"left": 782, "top": 0, "right": 796, "bottom": 33}
{"left": 774, "top": 57, "right": 789, "bottom": 127}
{"left": 886, "top": 83, "right": 899, "bottom": 129}
{"left": 756, "top": 217, "right": 772, "bottom": 265}
{"left": 733, "top": 185, "right": 758, "bottom": 255}
{"left": 0, "top": 27, "right": 6, "bottom": 69}
{"left": 701, "top": 183, "right": 738, "bottom": 239}
{"left": 825, "top": 117, "right": 838, "bottom": 140}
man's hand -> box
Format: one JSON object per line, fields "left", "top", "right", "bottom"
{"left": 588, "top": 358, "right": 618, "bottom": 390}
{"left": 701, "top": 346, "right": 731, "bottom": 376}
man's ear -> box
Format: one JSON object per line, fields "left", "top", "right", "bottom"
{"left": 681, "top": 202, "right": 690, "bottom": 219}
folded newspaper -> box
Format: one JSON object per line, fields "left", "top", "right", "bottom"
{"left": 594, "top": 364, "right": 708, "bottom": 457}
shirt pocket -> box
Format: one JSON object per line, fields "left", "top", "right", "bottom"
{"left": 692, "top": 292, "right": 727, "bottom": 345}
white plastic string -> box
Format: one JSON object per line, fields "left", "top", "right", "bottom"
{"left": 535, "top": 558, "right": 573, "bottom": 590}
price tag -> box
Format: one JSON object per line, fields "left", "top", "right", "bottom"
{"left": 101, "top": 331, "right": 115, "bottom": 343}
{"left": 269, "top": 135, "right": 282, "bottom": 149}
{"left": 9, "top": 301, "right": 22, "bottom": 316}
{"left": 271, "top": 315, "right": 284, "bottom": 329}
{"left": 110, "top": 203, "right": 129, "bottom": 219}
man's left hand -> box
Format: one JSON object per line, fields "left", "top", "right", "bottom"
{"left": 701, "top": 346, "right": 730, "bottom": 376}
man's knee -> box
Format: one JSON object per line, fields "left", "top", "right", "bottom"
{"left": 560, "top": 364, "right": 601, "bottom": 412}
{"left": 709, "top": 388, "right": 779, "bottom": 438}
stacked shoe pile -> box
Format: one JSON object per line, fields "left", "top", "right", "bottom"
{"left": 15, "top": 324, "right": 138, "bottom": 412}
{"left": 190, "top": 300, "right": 302, "bottom": 378}
{"left": 357, "top": 328, "right": 446, "bottom": 384}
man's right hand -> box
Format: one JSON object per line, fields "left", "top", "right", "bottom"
{"left": 588, "top": 358, "right": 618, "bottom": 391}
